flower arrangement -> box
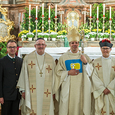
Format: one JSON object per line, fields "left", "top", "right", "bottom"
{"left": 103, "top": 33, "right": 109, "bottom": 38}
{"left": 83, "top": 29, "right": 90, "bottom": 35}
{"left": 38, "top": 33, "right": 44, "bottom": 38}
{"left": 32, "top": 30, "right": 42, "bottom": 35}
{"left": 43, "top": 33, "right": 49, "bottom": 38}
{"left": 112, "top": 33, "right": 115, "bottom": 38}
{"left": 18, "top": 30, "right": 29, "bottom": 38}
{"left": 89, "top": 32, "right": 97, "bottom": 38}
{"left": 26, "top": 32, "right": 34, "bottom": 38}
{"left": 98, "top": 33, "right": 104, "bottom": 38}
{"left": 45, "top": 30, "right": 55, "bottom": 33}
{"left": 58, "top": 30, "right": 67, "bottom": 35}
{"left": 50, "top": 32, "right": 57, "bottom": 38}
{"left": 21, "top": 34, "right": 27, "bottom": 41}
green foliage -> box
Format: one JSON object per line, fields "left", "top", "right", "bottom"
{"left": 80, "top": 3, "right": 115, "bottom": 32}
{"left": 0, "top": 42, "right": 7, "bottom": 58}
{"left": 21, "top": 7, "right": 67, "bottom": 32}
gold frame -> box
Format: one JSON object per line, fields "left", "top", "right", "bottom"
{"left": 0, "top": 5, "right": 16, "bottom": 42}
{"left": 67, "top": 11, "right": 79, "bottom": 32}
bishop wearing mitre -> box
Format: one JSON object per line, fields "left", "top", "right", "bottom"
{"left": 55, "top": 28, "right": 94, "bottom": 115}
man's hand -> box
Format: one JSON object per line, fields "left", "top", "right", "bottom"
{"left": 80, "top": 55, "right": 87, "bottom": 64}
{"left": 0, "top": 97, "right": 4, "bottom": 104}
{"left": 22, "top": 92, "right": 25, "bottom": 99}
{"left": 68, "top": 69, "right": 79, "bottom": 75}
{"left": 103, "top": 88, "right": 110, "bottom": 95}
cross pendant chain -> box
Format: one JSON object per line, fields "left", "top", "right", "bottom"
{"left": 39, "top": 71, "right": 43, "bottom": 77}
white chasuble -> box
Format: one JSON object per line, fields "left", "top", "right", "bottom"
{"left": 55, "top": 50, "right": 93, "bottom": 115}
{"left": 17, "top": 51, "right": 55, "bottom": 115}
{"left": 92, "top": 57, "right": 115, "bottom": 115}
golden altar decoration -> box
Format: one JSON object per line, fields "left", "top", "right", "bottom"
{"left": 0, "top": 5, "right": 16, "bottom": 42}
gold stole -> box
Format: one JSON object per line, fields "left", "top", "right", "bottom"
{"left": 27, "top": 51, "right": 53, "bottom": 115}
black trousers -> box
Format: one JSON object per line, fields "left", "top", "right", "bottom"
{"left": 1, "top": 99, "right": 20, "bottom": 115}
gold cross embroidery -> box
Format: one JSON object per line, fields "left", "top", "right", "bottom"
{"left": 46, "top": 65, "right": 52, "bottom": 73}
{"left": 30, "top": 110, "right": 36, "bottom": 115}
{"left": 28, "top": 61, "right": 35, "bottom": 68}
{"left": 101, "top": 108, "right": 106, "bottom": 115}
{"left": 30, "top": 85, "right": 36, "bottom": 93}
{"left": 112, "top": 66, "right": 115, "bottom": 71}
{"left": 44, "top": 89, "right": 51, "bottom": 97}
{"left": 95, "top": 63, "right": 102, "bottom": 70}
{"left": 110, "top": 111, "right": 114, "bottom": 115}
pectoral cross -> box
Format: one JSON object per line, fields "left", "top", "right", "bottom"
{"left": 39, "top": 71, "right": 43, "bottom": 77}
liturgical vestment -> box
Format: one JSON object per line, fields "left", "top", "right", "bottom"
{"left": 55, "top": 50, "right": 93, "bottom": 115}
{"left": 17, "top": 51, "right": 55, "bottom": 115}
{"left": 92, "top": 56, "right": 115, "bottom": 115}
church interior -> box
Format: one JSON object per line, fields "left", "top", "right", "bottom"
{"left": 0, "top": 0, "right": 115, "bottom": 114}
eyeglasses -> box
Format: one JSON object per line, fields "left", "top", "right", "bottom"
{"left": 102, "top": 48, "right": 110, "bottom": 50}
{"left": 7, "top": 46, "right": 17, "bottom": 49}
{"left": 36, "top": 44, "right": 46, "bottom": 46}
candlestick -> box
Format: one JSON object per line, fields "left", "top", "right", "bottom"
{"left": 55, "top": 4, "right": 57, "bottom": 18}
{"left": 41, "top": 17, "right": 45, "bottom": 33}
{"left": 88, "top": 18, "right": 92, "bottom": 32}
{"left": 54, "top": 17, "right": 58, "bottom": 32}
{"left": 103, "top": 4, "right": 105, "bottom": 17}
{"left": 42, "top": 3, "right": 44, "bottom": 17}
{"left": 90, "top": 4, "right": 92, "bottom": 18}
{"left": 102, "top": 17, "right": 106, "bottom": 33}
{"left": 109, "top": 20, "right": 112, "bottom": 40}
{"left": 36, "top": 6, "right": 38, "bottom": 19}
{"left": 96, "top": 19, "right": 99, "bottom": 41}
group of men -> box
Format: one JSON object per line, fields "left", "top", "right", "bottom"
{"left": 0, "top": 28, "right": 115, "bottom": 115}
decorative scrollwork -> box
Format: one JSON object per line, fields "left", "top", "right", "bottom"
{"left": 0, "top": 5, "right": 16, "bottom": 42}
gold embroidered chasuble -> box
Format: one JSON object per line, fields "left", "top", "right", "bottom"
{"left": 55, "top": 50, "right": 93, "bottom": 115}
{"left": 92, "top": 57, "right": 115, "bottom": 115}
{"left": 17, "top": 51, "right": 55, "bottom": 115}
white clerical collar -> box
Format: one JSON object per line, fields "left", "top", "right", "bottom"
{"left": 70, "top": 50, "right": 79, "bottom": 53}
{"left": 102, "top": 55, "right": 111, "bottom": 59}
{"left": 8, "top": 54, "right": 15, "bottom": 59}
{"left": 35, "top": 51, "right": 45, "bottom": 56}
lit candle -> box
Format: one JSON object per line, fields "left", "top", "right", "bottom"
{"left": 97, "top": 6, "right": 99, "bottom": 20}
{"left": 90, "top": 4, "right": 92, "bottom": 18}
{"left": 49, "top": 5, "right": 50, "bottom": 20}
{"left": 29, "top": 5, "right": 31, "bottom": 18}
{"left": 36, "top": 6, "right": 38, "bottom": 19}
{"left": 110, "top": 6, "right": 111, "bottom": 20}
{"left": 55, "top": 4, "right": 57, "bottom": 18}
{"left": 42, "top": 3, "right": 44, "bottom": 17}
{"left": 103, "top": 4, "right": 105, "bottom": 17}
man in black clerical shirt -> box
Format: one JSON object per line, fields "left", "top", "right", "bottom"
{"left": 0, "top": 40, "right": 22, "bottom": 115}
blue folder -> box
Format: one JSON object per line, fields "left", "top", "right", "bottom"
{"left": 65, "top": 59, "right": 82, "bottom": 73}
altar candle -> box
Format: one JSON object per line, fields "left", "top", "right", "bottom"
{"left": 55, "top": 4, "right": 57, "bottom": 18}
{"left": 29, "top": 5, "right": 31, "bottom": 18}
{"left": 103, "top": 4, "right": 105, "bottom": 17}
{"left": 110, "top": 6, "right": 111, "bottom": 20}
{"left": 42, "top": 3, "right": 44, "bottom": 17}
{"left": 36, "top": 6, "right": 38, "bottom": 19}
{"left": 49, "top": 5, "right": 50, "bottom": 20}
{"left": 90, "top": 4, "right": 92, "bottom": 18}
{"left": 97, "top": 6, "right": 99, "bottom": 20}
